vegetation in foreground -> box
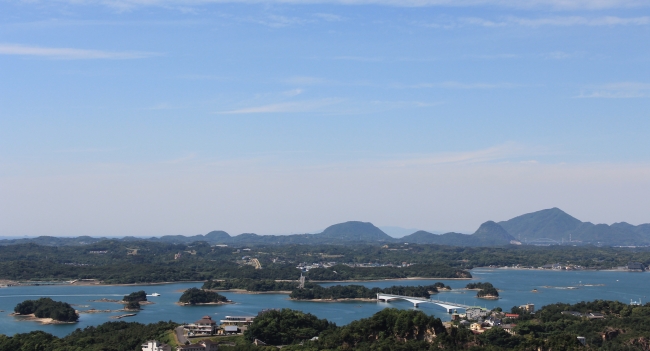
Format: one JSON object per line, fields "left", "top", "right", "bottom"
{"left": 0, "top": 321, "right": 177, "bottom": 351}
{"left": 4, "top": 300, "right": 650, "bottom": 350}
{"left": 13, "top": 298, "right": 78, "bottom": 323}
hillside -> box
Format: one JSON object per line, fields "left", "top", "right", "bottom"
{"left": 2, "top": 209, "right": 649, "bottom": 247}
{"left": 400, "top": 221, "right": 516, "bottom": 246}
{"left": 499, "top": 208, "right": 650, "bottom": 245}
{"left": 315, "top": 221, "right": 393, "bottom": 242}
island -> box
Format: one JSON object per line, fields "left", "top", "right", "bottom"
{"left": 202, "top": 278, "right": 300, "bottom": 292}
{"left": 178, "top": 287, "right": 231, "bottom": 305}
{"left": 290, "top": 283, "right": 446, "bottom": 301}
{"left": 12, "top": 297, "right": 78, "bottom": 323}
{"left": 466, "top": 282, "right": 500, "bottom": 299}
{"left": 123, "top": 290, "right": 150, "bottom": 310}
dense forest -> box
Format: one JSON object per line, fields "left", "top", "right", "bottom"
{"left": 122, "top": 291, "right": 147, "bottom": 302}
{"left": 306, "top": 264, "right": 470, "bottom": 280}
{"left": 178, "top": 287, "right": 229, "bottom": 305}
{"left": 241, "top": 301, "right": 650, "bottom": 350}
{"left": 0, "top": 321, "right": 177, "bottom": 351}
{"left": 290, "top": 284, "right": 444, "bottom": 300}
{"left": 5, "top": 300, "right": 650, "bottom": 350}
{"left": 13, "top": 298, "right": 78, "bottom": 323}
{"left": 466, "top": 282, "right": 500, "bottom": 298}
{"left": 1, "top": 240, "right": 650, "bottom": 284}
{"left": 202, "top": 278, "right": 303, "bottom": 291}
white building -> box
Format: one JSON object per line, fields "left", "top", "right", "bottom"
{"left": 142, "top": 340, "right": 171, "bottom": 351}
{"left": 185, "top": 316, "right": 218, "bottom": 336}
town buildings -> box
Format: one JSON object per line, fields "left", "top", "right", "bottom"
{"left": 185, "top": 316, "right": 218, "bottom": 336}
{"left": 141, "top": 340, "right": 171, "bottom": 351}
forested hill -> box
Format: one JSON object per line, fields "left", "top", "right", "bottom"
{"left": 399, "top": 221, "right": 517, "bottom": 246}
{"left": 499, "top": 207, "right": 650, "bottom": 246}
{"left": 2, "top": 209, "right": 649, "bottom": 247}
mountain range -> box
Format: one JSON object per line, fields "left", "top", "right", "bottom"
{"left": 1, "top": 208, "right": 648, "bottom": 247}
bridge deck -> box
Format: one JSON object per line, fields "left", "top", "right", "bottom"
{"left": 376, "top": 293, "right": 472, "bottom": 309}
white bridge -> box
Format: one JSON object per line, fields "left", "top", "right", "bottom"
{"left": 377, "top": 293, "right": 474, "bottom": 313}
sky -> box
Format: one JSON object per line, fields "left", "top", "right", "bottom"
{"left": 0, "top": 0, "right": 649, "bottom": 237}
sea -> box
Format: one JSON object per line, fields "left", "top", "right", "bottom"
{"left": 0, "top": 269, "right": 647, "bottom": 337}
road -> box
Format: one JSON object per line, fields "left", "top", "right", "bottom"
{"left": 175, "top": 326, "right": 188, "bottom": 345}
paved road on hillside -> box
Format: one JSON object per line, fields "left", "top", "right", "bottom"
{"left": 175, "top": 326, "right": 188, "bottom": 345}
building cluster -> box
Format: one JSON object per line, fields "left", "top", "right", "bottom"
{"left": 296, "top": 261, "right": 411, "bottom": 271}
{"left": 143, "top": 312, "right": 271, "bottom": 351}
{"left": 448, "top": 304, "right": 535, "bottom": 336}
{"left": 184, "top": 315, "right": 256, "bottom": 337}
{"left": 539, "top": 263, "right": 584, "bottom": 270}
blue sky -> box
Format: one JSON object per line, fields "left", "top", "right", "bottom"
{"left": 1, "top": 0, "right": 649, "bottom": 237}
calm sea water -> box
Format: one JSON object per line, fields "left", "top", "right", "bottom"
{"left": 0, "top": 269, "right": 647, "bottom": 337}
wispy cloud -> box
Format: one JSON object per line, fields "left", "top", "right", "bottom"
{"left": 378, "top": 143, "right": 527, "bottom": 168}
{"left": 0, "top": 43, "right": 158, "bottom": 60}
{"left": 217, "top": 99, "right": 341, "bottom": 114}
{"left": 284, "top": 76, "right": 330, "bottom": 85}
{"left": 251, "top": 14, "right": 310, "bottom": 27}
{"left": 314, "top": 13, "right": 344, "bottom": 21}
{"left": 397, "top": 81, "right": 518, "bottom": 89}
{"left": 282, "top": 89, "right": 304, "bottom": 97}
{"left": 424, "top": 15, "right": 650, "bottom": 28}
{"left": 576, "top": 82, "right": 650, "bottom": 99}
{"left": 32, "top": 0, "right": 650, "bottom": 10}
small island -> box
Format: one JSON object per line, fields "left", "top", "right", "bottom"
{"left": 12, "top": 297, "right": 79, "bottom": 323}
{"left": 466, "top": 282, "right": 499, "bottom": 299}
{"left": 178, "top": 287, "right": 231, "bottom": 305}
{"left": 123, "top": 290, "right": 149, "bottom": 310}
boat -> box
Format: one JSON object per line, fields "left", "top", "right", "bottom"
{"left": 150, "top": 293, "right": 161, "bottom": 297}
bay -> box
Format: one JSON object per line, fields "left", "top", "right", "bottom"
{"left": 0, "top": 269, "right": 647, "bottom": 338}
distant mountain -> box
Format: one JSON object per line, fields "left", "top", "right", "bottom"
{"left": 317, "top": 221, "right": 393, "bottom": 242}
{"left": 1, "top": 209, "right": 648, "bottom": 247}
{"left": 499, "top": 208, "right": 650, "bottom": 246}
{"left": 498, "top": 208, "right": 582, "bottom": 241}
{"left": 400, "top": 221, "right": 516, "bottom": 247}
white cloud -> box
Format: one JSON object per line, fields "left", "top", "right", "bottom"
{"left": 425, "top": 15, "right": 650, "bottom": 28}
{"left": 577, "top": 82, "right": 650, "bottom": 98}
{"left": 282, "top": 89, "right": 304, "bottom": 97}
{"left": 0, "top": 43, "right": 157, "bottom": 59}
{"left": 398, "top": 81, "right": 517, "bottom": 89}
{"left": 507, "top": 15, "right": 650, "bottom": 26}
{"left": 34, "top": 0, "right": 650, "bottom": 10}
{"left": 217, "top": 99, "right": 340, "bottom": 114}
{"left": 314, "top": 13, "right": 344, "bottom": 21}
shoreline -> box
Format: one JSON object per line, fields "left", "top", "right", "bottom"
{"left": 204, "top": 289, "right": 293, "bottom": 295}
{"left": 313, "top": 277, "right": 471, "bottom": 283}
{"left": 290, "top": 298, "right": 377, "bottom": 303}
{"left": 4, "top": 269, "right": 644, "bottom": 288}
{"left": 175, "top": 301, "right": 234, "bottom": 306}
{"left": 11, "top": 313, "right": 78, "bottom": 325}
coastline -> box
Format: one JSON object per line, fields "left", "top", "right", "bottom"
{"left": 175, "top": 301, "right": 234, "bottom": 306}
{"left": 204, "top": 289, "right": 293, "bottom": 295}
{"left": 312, "top": 277, "right": 471, "bottom": 283}
{"left": 290, "top": 298, "right": 377, "bottom": 303}
{"left": 10, "top": 313, "right": 78, "bottom": 325}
